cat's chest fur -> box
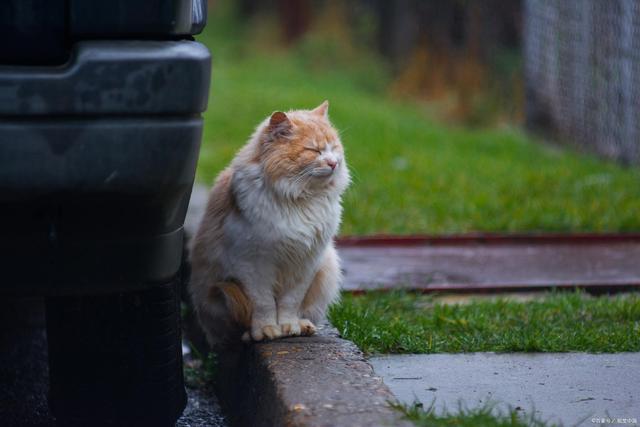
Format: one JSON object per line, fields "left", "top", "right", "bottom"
{"left": 228, "top": 169, "right": 339, "bottom": 260}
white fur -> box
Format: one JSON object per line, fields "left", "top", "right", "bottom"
{"left": 190, "top": 110, "right": 349, "bottom": 345}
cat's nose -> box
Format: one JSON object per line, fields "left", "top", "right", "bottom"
{"left": 326, "top": 159, "right": 337, "bottom": 170}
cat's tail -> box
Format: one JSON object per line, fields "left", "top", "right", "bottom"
{"left": 191, "top": 280, "right": 251, "bottom": 350}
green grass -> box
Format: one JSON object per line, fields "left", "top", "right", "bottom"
{"left": 395, "top": 401, "right": 555, "bottom": 427}
{"left": 328, "top": 291, "right": 640, "bottom": 354}
{"left": 196, "top": 7, "right": 640, "bottom": 235}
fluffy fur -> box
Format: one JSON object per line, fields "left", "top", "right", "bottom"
{"left": 190, "top": 101, "right": 349, "bottom": 348}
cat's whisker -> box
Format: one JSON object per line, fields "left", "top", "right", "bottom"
{"left": 348, "top": 171, "right": 361, "bottom": 185}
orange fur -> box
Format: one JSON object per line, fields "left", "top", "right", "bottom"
{"left": 302, "top": 268, "right": 326, "bottom": 309}
{"left": 190, "top": 168, "right": 236, "bottom": 270}
{"left": 215, "top": 282, "right": 252, "bottom": 327}
{"left": 190, "top": 101, "right": 348, "bottom": 347}
{"left": 259, "top": 113, "right": 341, "bottom": 182}
{"left": 301, "top": 245, "right": 341, "bottom": 321}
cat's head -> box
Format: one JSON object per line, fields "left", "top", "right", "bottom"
{"left": 255, "top": 101, "right": 350, "bottom": 199}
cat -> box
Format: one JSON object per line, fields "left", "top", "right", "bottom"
{"left": 189, "top": 101, "right": 350, "bottom": 348}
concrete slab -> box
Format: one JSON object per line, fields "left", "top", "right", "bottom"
{"left": 370, "top": 352, "right": 640, "bottom": 426}
{"left": 216, "top": 324, "right": 411, "bottom": 427}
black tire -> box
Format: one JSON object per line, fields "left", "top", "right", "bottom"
{"left": 45, "top": 280, "right": 187, "bottom": 426}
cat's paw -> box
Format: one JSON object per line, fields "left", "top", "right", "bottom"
{"left": 299, "top": 319, "right": 316, "bottom": 336}
{"left": 280, "top": 318, "right": 317, "bottom": 337}
{"left": 280, "top": 321, "right": 301, "bottom": 336}
{"left": 251, "top": 324, "right": 282, "bottom": 341}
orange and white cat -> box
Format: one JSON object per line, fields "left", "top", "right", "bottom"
{"left": 189, "top": 101, "right": 349, "bottom": 348}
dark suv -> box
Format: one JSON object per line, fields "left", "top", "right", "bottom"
{"left": 0, "top": 1, "right": 211, "bottom": 425}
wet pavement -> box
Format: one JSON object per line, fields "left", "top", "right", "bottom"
{"left": 187, "top": 184, "right": 640, "bottom": 294}
{"left": 177, "top": 386, "right": 227, "bottom": 427}
{"left": 0, "top": 298, "right": 227, "bottom": 427}
{"left": 338, "top": 241, "right": 640, "bottom": 292}
{"left": 371, "top": 352, "right": 640, "bottom": 426}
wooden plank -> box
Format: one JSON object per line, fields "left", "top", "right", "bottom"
{"left": 337, "top": 241, "right": 640, "bottom": 293}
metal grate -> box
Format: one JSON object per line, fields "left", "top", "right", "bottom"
{"left": 524, "top": 0, "right": 640, "bottom": 165}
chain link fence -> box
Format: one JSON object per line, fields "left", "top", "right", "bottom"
{"left": 524, "top": 0, "right": 640, "bottom": 165}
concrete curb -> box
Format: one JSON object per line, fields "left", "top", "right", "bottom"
{"left": 215, "top": 325, "right": 411, "bottom": 427}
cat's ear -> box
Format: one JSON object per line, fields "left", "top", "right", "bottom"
{"left": 268, "top": 111, "right": 292, "bottom": 138}
{"left": 270, "top": 111, "right": 289, "bottom": 127}
{"left": 312, "top": 100, "right": 329, "bottom": 118}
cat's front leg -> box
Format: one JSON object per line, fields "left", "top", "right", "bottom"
{"left": 248, "top": 293, "right": 281, "bottom": 341}
{"left": 277, "top": 282, "right": 316, "bottom": 337}
{"left": 238, "top": 274, "right": 281, "bottom": 341}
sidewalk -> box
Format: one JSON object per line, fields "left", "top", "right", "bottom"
{"left": 371, "top": 352, "right": 640, "bottom": 426}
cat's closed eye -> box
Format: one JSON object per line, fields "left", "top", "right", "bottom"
{"left": 304, "top": 146, "right": 322, "bottom": 154}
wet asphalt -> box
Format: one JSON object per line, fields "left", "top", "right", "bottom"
{"left": 0, "top": 297, "right": 227, "bottom": 427}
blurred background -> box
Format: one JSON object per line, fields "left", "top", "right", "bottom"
{"left": 196, "top": 0, "right": 640, "bottom": 236}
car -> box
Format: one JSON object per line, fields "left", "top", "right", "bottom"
{"left": 0, "top": 1, "right": 211, "bottom": 424}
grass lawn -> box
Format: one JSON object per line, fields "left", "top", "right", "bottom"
{"left": 328, "top": 291, "right": 640, "bottom": 354}
{"left": 196, "top": 7, "right": 640, "bottom": 236}
{"left": 395, "top": 402, "right": 553, "bottom": 427}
